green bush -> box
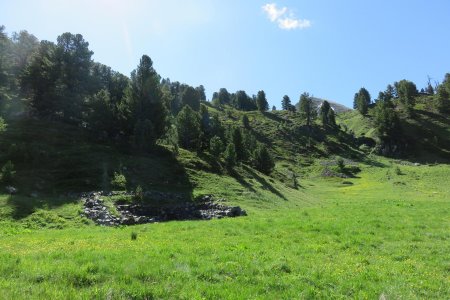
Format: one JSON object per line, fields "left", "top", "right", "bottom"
{"left": 135, "top": 185, "right": 144, "bottom": 202}
{"left": 224, "top": 143, "right": 237, "bottom": 170}
{"left": 209, "top": 136, "right": 224, "bottom": 157}
{"left": 253, "top": 144, "right": 275, "bottom": 175}
{"left": 1, "top": 160, "right": 16, "bottom": 184}
{"left": 336, "top": 158, "right": 345, "bottom": 173}
{"left": 111, "top": 172, "right": 127, "bottom": 190}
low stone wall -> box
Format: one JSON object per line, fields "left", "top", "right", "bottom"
{"left": 81, "top": 192, "right": 247, "bottom": 226}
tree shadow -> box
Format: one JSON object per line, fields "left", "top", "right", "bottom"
{"left": 7, "top": 194, "right": 79, "bottom": 220}
{"left": 241, "top": 165, "right": 287, "bottom": 200}
{"left": 262, "top": 111, "right": 291, "bottom": 123}
{"left": 229, "top": 169, "right": 257, "bottom": 193}
{"left": 362, "top": 158, "right": 388, "bottom": 168}
{"left": 2, "top": 119, "right": 194, "bottom": 219}
{"left": 398, "top": 110, "right": 450, "bottom": 163}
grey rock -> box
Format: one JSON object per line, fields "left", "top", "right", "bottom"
{"left": 5, "top": 186, "right": 17, "bottom": 194}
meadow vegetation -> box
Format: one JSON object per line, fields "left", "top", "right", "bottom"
{"left": 0, "top": 26, "right": 449, "bottom": 299}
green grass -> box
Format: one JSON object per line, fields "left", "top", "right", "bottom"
{"left": 0, "top": 106, "right": 449, "bottom": 298}
{"left": 337, "top": 110, "right": 376, "bottom": 139}
{"left": 0, "top": 160, "right": 449, "bottom": 299}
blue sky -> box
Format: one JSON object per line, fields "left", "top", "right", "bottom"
{"left": 2, "top": 0, "right": 450, "bottom": 108}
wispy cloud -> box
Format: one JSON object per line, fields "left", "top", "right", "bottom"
{"left": 262, "top": 3, "right": 287, "bottom": 22}
{"left": 262, "top": 3, "right": 311, "bottom": 30}
{"left": 278, "top": 17, "right": 311, "bottom": 30}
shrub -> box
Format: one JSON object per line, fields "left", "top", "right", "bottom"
{"left": 135, "top": 185, "right": 144, "bottom": 202}
{"left": 224, "top": 143, "right": 237, "bottom": 169}
{"left": 1, "top": 160, "right": 16, "bottom": 184}
{"left": 209, "top": 136, "right": 224, "bottom": 157}
{"left": 242, "top": 115, "right": 250, "bottom": 129}
{"left": 111, "top": 172, "right": 127, "bottom": 190}
{"left": 131, "top": 232, "right": 138, "bottom": 240}
{"left": 336, "top": 158, "right": 345, "bottom": 173}
{"left": 0, "top": 117, "right": 6, "bottom": 132}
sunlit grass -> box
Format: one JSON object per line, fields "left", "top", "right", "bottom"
{"left": 0, "top": 161, "right": 448, "bottom": 299}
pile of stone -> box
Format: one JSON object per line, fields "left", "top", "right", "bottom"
{"left": 81, "top": 192, "right": 247, "bottom": 226}
{"left": 81, "top": 192, "right": 122, "bottom": 226}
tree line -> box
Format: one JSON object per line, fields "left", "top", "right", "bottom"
{"left": 0, "top": 28, "right": 278, "bottom": 174}
{"left": 352, "top": 75, "right": 449, "bottom": 146}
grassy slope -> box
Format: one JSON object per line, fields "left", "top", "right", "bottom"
{"left": 337, "top": 97, "right": 450, "bottom": 162}
{"left": 0, "top": 107, "right": 449, "bottom": 298}
{"left": 0, "top": 160, "right": 449, "bottom": 299}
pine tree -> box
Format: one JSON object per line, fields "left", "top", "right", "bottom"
{"left": 181, "top": 85, "right": 200, "bottom": 111}
{"left": 373, "top": 99, "right": 401, "bottom": 139}
{"left": 397, "top": 79, "right": 417, "bottom": 114}
{"left": 319, "top": 101, "right": 336, "bottom": 128}
{"left": 23, "top": 41, "right": 59, "bottom": 117}
{"left": 209, "top": 136, "right": 224, "bottom": 157}
{"left": 355, "top": 87, "right": 371, "bottom": 115}
{"left": 299, "top": 92, "right": 315, "bottom": 127}
{"left": 218, "top": 88, "right": 230, "bottom": 105}
{"left": 224, "top": 143, "right": 237, "bottom": 169}
{"left": 128, "top": 55, "right": 167, "bottom": 148}
{"left": 327, "top": 109, "right": 336, "bottom": 127}
{"left": 252, "top": 144, "right": 275, "bottom": 174}
{"left": 281, "top": 95, "right": 291, "bottom": 110}
{"left": 435, "top": 85, "right": 449, "bottom": 113}
{"left": 256, "top": 90, "right": 269, "bottom": 112}
{"left": 176, "top": 105, "right": 201, "bottom": 150}
{"left": 231, "top": 127, "right": 245, "bottom": 161}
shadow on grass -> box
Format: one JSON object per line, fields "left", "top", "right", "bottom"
{"left": 242, "top": 165, "right": 287, "bottom": 200}
{"left": 262, "top": 111, "right": 291, "bottom": 123}
{"left": 3, "top": 132, "right": 195, "bottom": 219}
{"left": 7, "top": 194, "right": 79, "bottom": 220}
{"left": 229, "top": 169, "right": 257, "bottom": 193}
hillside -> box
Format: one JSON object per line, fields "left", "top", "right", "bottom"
{"left": 0, "top": 100, "right": 448, "bottom": 226}
{"left": 0, "top": 115, "right": 449, "bottom": 298}
{"left": 0, "top": 27, "right": 449, "bottom": 299}
{"left": 338, "top": 95, "right": 450, "bottom": 162}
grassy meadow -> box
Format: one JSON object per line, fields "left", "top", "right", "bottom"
{"left": 0, "top": 158, "right": 449, "bottom": 299}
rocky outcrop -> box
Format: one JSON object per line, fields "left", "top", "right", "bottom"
{"left": 81, "top": 192, "right": 122, "bottom": 226}
{"left": 81, "top": 192, "right": 247, "bottom": 226}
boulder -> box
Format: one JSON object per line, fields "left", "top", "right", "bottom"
{"left": 5, "top": 186, "right": 17, "bottom": 194}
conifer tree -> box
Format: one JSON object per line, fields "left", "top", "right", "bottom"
{"left": 299, "top": 92, "right": 315, "bottom": 127}
{"left": 231, "top": 127, "right": 245, "bottom": 161}
{"left": 355, "top": 87, "right": 371, "bottom": 115}
{"left": 224, "top": 143, "right": 237, "bottom": 169}
{"left": 128, "top": 55, "right": 167, "bottom": 149}
{"left": 209, "top": 136, "right": 224, "bottom": 157}
{"left": 281, "top": 95, "right": 291, "bottom": 110}
{"left": 256, "top": 90, "right": 269, "bottom": 112}
{"left": 397, "top": 79, "right": 417, "bottom": 114}
{"left": 253, "top": 144, "right": 275, "bottom": 174}
{"left": 177, "top": 105, "right": 201, "bottom": 150}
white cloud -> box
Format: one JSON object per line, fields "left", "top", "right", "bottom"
{"left": 278, "top": 17, "right": 311, "bottom": 30}
{"left": 262, "top": 3, "right": 311, "bottom": 30}
{"left": 262, "top": 3, "right": 287, "bottom": 22}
